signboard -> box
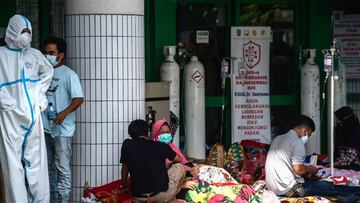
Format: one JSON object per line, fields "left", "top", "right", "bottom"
{"left": 196, "top": 30, "right": 209, "bottom": 44}
{"left": 231, "top": 26, "right": 271, "bottom": 144}
{"left": 333, "top": 11, "right": 360, "bottom": 78}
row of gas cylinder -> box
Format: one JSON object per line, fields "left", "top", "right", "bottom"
{"left": 160, "top": 46, "right": 206, "bottom": 160}
{"left": 160, "top": 46, "right": 346, "bottom": 159}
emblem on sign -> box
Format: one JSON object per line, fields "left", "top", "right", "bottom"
{"left": 245, "top": 30, "right": 249, "bottom": 36}
{"left": 261, "top": 29, "right": 265, "bottom": 36}
{"left": 191, "top": 71, "right": 204, "bottom": 83}
{"left": 252, "top": 30, "right": 257, "bottom": 36}
{"left": 236, "top": 28, "right": 241, "bottom": 37}
{"left": 243, "top": 41, "right": 261, "bottom": 69}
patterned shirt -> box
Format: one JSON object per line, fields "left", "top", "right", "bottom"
{"left": 336, "top": 147, "right": 360, "bottom": 166}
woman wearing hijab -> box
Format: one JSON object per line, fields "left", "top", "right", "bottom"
{"left": 152, "top": 119, "right": 238, "bottom": 184}
{"left": 152, "top": 119, "right": 190, "bottom": 166}
{"left": 334, "top": 106, "right": 360, "bottom": 170}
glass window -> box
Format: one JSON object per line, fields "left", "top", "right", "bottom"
{"left": 240, "top": 4, "right": 294, "bottom": 95}
{"left": 240, "top": 4, "right": 295, "bottom": 138}
{"left": 177, "top": 3, "right": 226, "bottom": 97}
{"left": 177, "top": 4, "right": 227, "bottom": 145}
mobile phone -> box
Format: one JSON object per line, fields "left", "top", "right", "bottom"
{"left": 184, "top": 162, "right": 194, "bottom": 167}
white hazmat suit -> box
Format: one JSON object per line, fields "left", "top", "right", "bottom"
{"left": 0, "top": 15, "right": 53, "bottom": 203}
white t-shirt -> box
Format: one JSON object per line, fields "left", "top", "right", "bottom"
{"left": 265, "top": 130, "right": 306, "bottom": 195}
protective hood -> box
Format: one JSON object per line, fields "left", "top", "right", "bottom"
{"left": 152, "top": 119, "right": 172, "bottom": 141}
{"left": 5, "top": 15, "right": 32, "bottom": 49}
{"left": 335, "top": 106, "right": 360, "bottom": 151}
{"left": 335, "top": 106, "right": 355, "bottom": 121}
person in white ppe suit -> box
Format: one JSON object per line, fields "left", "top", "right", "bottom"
{"left": 0, "top": 15, "right": 53, "bottom": 203}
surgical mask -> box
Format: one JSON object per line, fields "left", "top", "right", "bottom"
{"left": 15, "top": 32, "right": 31, "bottom": 49}
{"left": 45, "top": 54, "right": 59, "bottom": 66}
{"left": 301, "top": 135, "right": 309, "bottom": 144}
{"left": 158, "top": 133, "right": 172, "bottom": 144}
{"left": 300, "top": 130, "right": 309, "bottom": 144}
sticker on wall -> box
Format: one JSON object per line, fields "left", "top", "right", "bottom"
{"left": 196, "top": 30, "right": 209, "bottom": 44}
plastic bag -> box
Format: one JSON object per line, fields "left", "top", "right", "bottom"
{"left": 240, "top": 140, "right": 269, "bottom": 181}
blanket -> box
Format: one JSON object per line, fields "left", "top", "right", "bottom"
{"left": 278, "top": 196, "right": 330, "bottom": 203}
{"left": 185, "top": 180, "right": 262, "bottom": 203}
{"left": 83, "top": 179, "right": 131, "bottom": 203}
{"left": 198, "top": 165, "right": 238, "bottom": 184}
{"left": 317, "top": 167, "right": 360, "bottom": 186}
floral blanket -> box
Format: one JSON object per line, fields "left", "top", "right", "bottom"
{"left": 278, "top": 196, "right": 330, "bottom": 203}
{"left": 185, "top": 180, "right": 262, "bottom": 203}
{"left": 198, "top": 165, "right": 238, "bottom": 184}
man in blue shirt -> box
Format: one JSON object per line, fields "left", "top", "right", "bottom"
{"left": 42, "top": 36, "right": 84, "bottom": 203}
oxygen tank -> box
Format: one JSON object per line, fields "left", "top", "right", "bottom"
{"left": 301, "top": 49, "right": 320, "bottom": 155}
{"left": 160, "top": 46, "right": 180, "bottom": 147}
{"left": 184, "top": 56, "right": 205, "bottom": 160}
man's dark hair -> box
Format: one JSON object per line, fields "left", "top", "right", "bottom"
{"left": 292, "top": 115, "right": 316, "bottom": 132}
{"left": 128, "top": 119, "right": 148, "bottom": 139}
{"left": 43, "top": 36, "right": 67, "bottom": 57}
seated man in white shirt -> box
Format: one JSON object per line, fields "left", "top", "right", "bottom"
{"left": 266, "top": 115, "right": 360, "bottom": 199}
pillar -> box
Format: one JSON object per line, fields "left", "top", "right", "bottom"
{"left": 64, "top": 0, "right": 144, "bottom": 201}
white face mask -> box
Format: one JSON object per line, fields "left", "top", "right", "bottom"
{"left": 301, "top": 135, "right": 309, "bottom": 144}
{"left": 300, "top": 129, "right": 309, "bottom": 144}
{"left": 45, "top": 54, "right": 59, "bottom": 66}
{"left": 15, "top": 32, "right": 32, "bottom": 49}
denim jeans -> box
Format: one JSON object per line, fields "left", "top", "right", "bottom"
{"left": 45, "top": 133, "right": 72, "bottom": 203}
{"left": 303, "top": 180, "right": 360, "bottom": 198}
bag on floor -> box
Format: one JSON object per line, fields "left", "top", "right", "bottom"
{"left": 207, "top": 143, "right": 226, "bottom": 168}
{"left": 224, "top": 142, "right": 245, "bottom": 181}
{"left": 86, "top": 179, "right": 131, "bottom": 203}
{"left": 240, "top": 140, "right": 268, "bottom": 182}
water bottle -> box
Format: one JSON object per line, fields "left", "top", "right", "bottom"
{"left": 47, "top": 103, "right": 59, "bottom": 137}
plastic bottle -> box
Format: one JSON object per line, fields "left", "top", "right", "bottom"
{"left": 83, "top": 181, "right": 91, "bottom": 198}
{"left": 47, "top": 103, "right": 59, "bottom": 137}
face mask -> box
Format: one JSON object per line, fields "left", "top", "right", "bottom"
{"left": 158, "top": 133, "right": 172, "bottom": 144}
{"left": 15, "top": 32, "right": 32, "bottom": 49}
{"left": 300, "top": 129, "right": 309, "bottom": 144}
{"left": 301, "top": 135, "right": 309, "bottom": 144}
{"left": 45, "top": 54, "right": 59, "bottom": 66}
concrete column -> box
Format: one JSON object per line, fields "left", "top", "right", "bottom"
{"left": 64, "top": 0, "right": 144, "bottom": 201}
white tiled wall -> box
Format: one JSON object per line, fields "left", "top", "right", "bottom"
{"left": 65, "top": 14, "right": 145, "bottom": 201}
